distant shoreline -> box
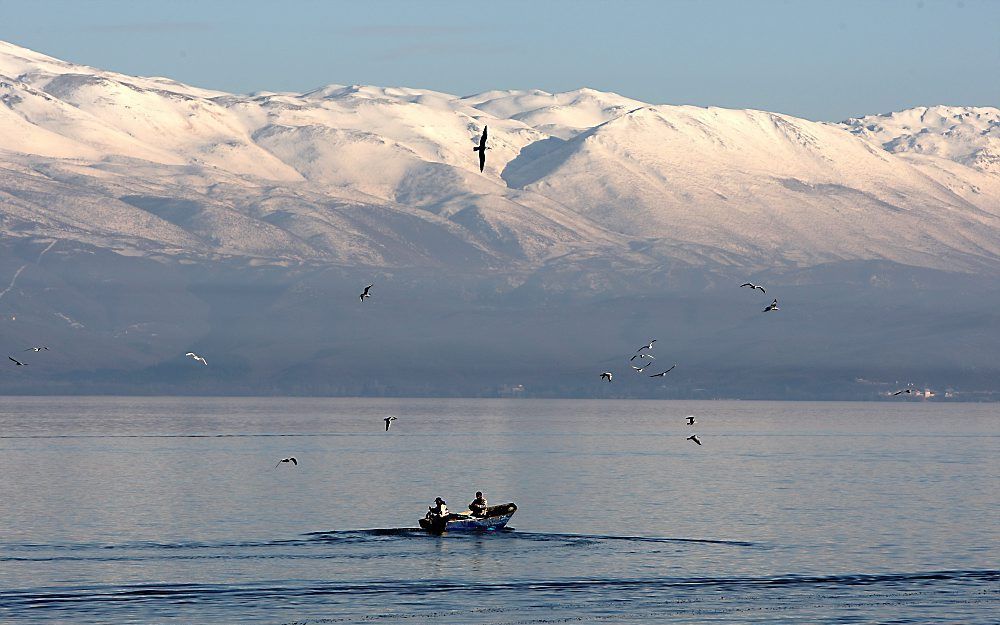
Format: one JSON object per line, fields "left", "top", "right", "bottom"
{"left": 0, "top": 393, "right": 996, "bottom": 403}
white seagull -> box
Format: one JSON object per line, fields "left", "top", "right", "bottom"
{"left": 629, "top": 352, "right": 656, "bottom": 362}
{"left": 631, "top": 362, "right": 652, "bottom": 372}
{"left": 686, "top": 416, "right": 697, "bottom": 425}
{"left": 600, "top": 372, "right": 613, "bottom": 382}
{"left": 384, "top": 415, "right": 397, "bottom": 431}
{"left": 649, "top": 364, "right": 677, "bottom": 378}
{"left": 740, "top": 282, "right": 766, "bottom": 294}
{"left": 24, "top": 346, "right": 49, "bottom": 352}
{"left": 274, "top": 457, "right": 297, "bottom": 468}
{"left": 185, "top": 352, "right": 208, "bottom": 366}
{"left": 359, "top": 283, "right": 374, "bottom": 302}
{"left": 763, "top": 299, "right": 779, "bottom": 312}
{"left": 687, "top": 434, "right": 702, "bottom": 446}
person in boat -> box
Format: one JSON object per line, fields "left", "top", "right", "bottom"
{"left": 426, "top": 497, "right": 449, "bottom": 519}
{"left": 469, "top": 491, "right": 488, "bottom": 517}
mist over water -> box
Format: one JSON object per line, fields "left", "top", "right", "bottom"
{"left": 3, "top": 244, "right": 998, "bottom": 399}
{"left": 0, "top": 397, "right": 996, "bottom": 624}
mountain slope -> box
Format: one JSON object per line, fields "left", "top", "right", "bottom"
{"left": 502, "top": 105, "right": 1000, "bottom": 271}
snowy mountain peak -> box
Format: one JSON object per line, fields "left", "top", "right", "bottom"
{"left": 464, "top": 87, "right": 647, "bottom": 139}
{"left": 842, "top": 105, "right": 1000, "bottom": 173}
{"left": 0, "top": 40, "right": 997, "bottom": 274}
{"left": 0, "top": 39, "right": 226, "bottom": 99}
{"left": 0, "top": 39, "right": 76, "bottom": 75}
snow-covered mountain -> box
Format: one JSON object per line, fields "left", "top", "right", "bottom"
{"left": 0, "top": 40, "right": 998, "bottom": 397}
{"left": 843, "top": 106, "right": 1000, "bottom": 174}
{"left": 1, "top": 40, "right": 998, "bottom": 273}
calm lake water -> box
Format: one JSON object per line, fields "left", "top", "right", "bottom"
{"left": 0, "top": 397, "right": 996, "bottom": 624}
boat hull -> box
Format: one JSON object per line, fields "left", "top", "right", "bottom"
{"left": 419, "top": 503, "right": 517, "bottom": 533}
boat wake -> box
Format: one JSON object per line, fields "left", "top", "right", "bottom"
{"left": 301, "top": 528, "right": 756, "bottom": 547}
{"left": 0, "top": 529, "right": 757, "bottom": 562}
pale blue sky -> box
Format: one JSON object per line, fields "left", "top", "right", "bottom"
{"left": 0, "top": 0, "right": 996, "bottom": 120}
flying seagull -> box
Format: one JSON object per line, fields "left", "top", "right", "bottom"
{"left": 649, "top": 364, "right": 677, "bottom": 378}
{"left": 8, "top": 356, "right": 27, "bottom": 366}
{"left": 763, "top": 299, "right": 780, "bottom": 312}
{"left": 473, "top": 126, "right": 489, "bottom": 172}
{"left": 892, "top": 388, "right": 917, "bottom": 396}
{"left": 635, "top": 340, "right": 657, "bottom": 353}
{"left": 687, "top": 434, "right": 702, "bottom": 446}
{"left": 631, "top": 362, "right": 652, "bottom": 372}
{"left": 274, "top": 457, "right": 298, "bottom": 468}
{"left": 185, "top": 352, "right": 208, "bottom": 366}
{"left": 359, "top": 283, "right": 374, "bottom": 302}
{"left": 24, "top": 346, "right": 49, "bottom": 352}
{"left": 740, "top": 282, "right": 766, "bottom": 294}
{"left": 686, "top": 415, "right": 697, "bottom": 425}
{"left": 384, "top": 415, "right": 397, "bottom": 431}
{"left": 629, "top": 352, "right": 656, "bottom": 362}
{"left": 600, "top": 371, "right": 613, "bottom": 382}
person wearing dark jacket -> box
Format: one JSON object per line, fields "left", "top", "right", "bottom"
{"left": 469, "top": 492, "right": 488, "bottom": 516}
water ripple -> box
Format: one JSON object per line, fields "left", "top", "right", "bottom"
{"left": 1, "top": 569, "right": 994, "bottom": 611}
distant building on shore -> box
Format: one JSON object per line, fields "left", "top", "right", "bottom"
{"left": 498, "top": 384, "right": 525, "bottom": 398}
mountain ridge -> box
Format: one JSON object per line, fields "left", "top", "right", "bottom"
{"left": 0, "top": 40, "right": 997, "bottom": 274}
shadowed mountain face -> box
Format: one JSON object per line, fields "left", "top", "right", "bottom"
{"left": 0, "top": 41, "right": 997, "bottom": 398}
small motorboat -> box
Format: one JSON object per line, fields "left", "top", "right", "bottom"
{"left": 419, "top": 503, "right": 517, "bottom": 534}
